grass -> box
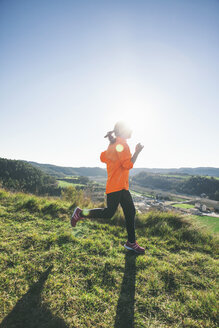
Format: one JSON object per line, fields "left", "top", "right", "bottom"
{"left": 172, "top": 204, "right": 195, "bottom": 209}
{"left": 143, "top": 193, "right": 155, "bottom": 198}
{"left": 171, "top": 197, "right": 189, "bottom": 202}
{"left": 130, "top": 189, "right": 154, "bottom": 199}
{"left": 0, "top": 188, "right": 218, "bottom": 328}
{"left": 203, "top": 176, "right": 219, "bottom": 180}
{"left": 190, "top": 215, "right": 219, "bottom": 234}
{"left": 130, "top": 190, "right": 144, "bottom": 197}
{"left": 58, "top": 180, "right": 84, "bottom": 188}
{"left": 162, "top": 175, "right": 190, "bottom": 180}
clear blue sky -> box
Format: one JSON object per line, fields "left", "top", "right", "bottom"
{"left": 1, "top": 0, "right": 219, "bottom": 168}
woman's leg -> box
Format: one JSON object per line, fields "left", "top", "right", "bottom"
{"left": 82, "top": 190, "right": 121, "bottom": 219}
{"left": 120, "top": 190, "right": 136, "bottom": 243}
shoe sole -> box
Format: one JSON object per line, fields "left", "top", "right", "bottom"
{"left": 71, "top": 208, "right": 79, "bottom": 227}
{"left": 124, "top": 244, "right": 145, "bottom": 254}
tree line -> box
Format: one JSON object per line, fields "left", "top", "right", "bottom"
{"left": 0, "top": 158, "right": 62, "bottom": 196}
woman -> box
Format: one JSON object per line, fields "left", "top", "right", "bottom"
{"left": 71, "top": 121, "right": 145, "bottom": 254}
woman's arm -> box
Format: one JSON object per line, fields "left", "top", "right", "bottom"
{"left": 100, "top": 151, "right": 107, "bottom": 163}
{"left": 131, "top": 143, "right": 144, "bottom": 164}
{"left": 116, "top": 143, "right": 133, "bottom": 170}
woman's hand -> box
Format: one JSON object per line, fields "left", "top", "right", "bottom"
{"left": 135, "top": 143, "right": 144, "bottom": 154}
{"left": 132, "top": 143, "right": 144, "bottom": 164}
{"left": 104, "top": 131, "right": 114, "bottom": 138}
{"left": 104, "top": 131, "right": 116, "bottom": 144}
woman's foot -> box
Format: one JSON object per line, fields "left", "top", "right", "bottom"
{"left": 124, "top": 241, "right": 145, "bottom": 254}
{"left": 71, "top": 207, "right": 83, "bottom": 227}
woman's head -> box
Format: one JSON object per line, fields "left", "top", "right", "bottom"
{"left": 113, "top": 121, "right": 132, "bottom": 139}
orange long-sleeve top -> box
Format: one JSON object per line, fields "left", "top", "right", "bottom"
{"left": 100, "top": 137, "right": 133, "bottom": 194}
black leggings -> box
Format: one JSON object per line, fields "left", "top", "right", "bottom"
{"left": 82, "top": 189, "right": 136, "bottom": 243}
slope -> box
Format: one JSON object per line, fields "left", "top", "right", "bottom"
{"left": 0, "top": 189, "right": 218, "bottom": 328}
{"left": 28, "top": 161, "right": 107, "bottom": 178}
{"left": 0, "top": 158, "right": 59, "bottom": 195}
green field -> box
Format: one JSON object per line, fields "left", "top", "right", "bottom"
{"left": 204, "top": 176, "right": 219, "bottom": 180}
{"left": 190, "top": 215, "right": 219, "bottom": 234}
{"left": 162, "top": 175, "right": 189, "bottom": 180}
{"left": 172, "top": 204, "right": 195, "bottom": 209}
{"left": 58, "top": 180, "right": 84, "bottom": 188}
{"left": 171, "top": 197, "right": 189, "bottom": 202}
{"left": 130, "top": 189, "right": 144, "bottom": 197}
{"left": 0, "top": 189, "right": 218, "bottom": 328}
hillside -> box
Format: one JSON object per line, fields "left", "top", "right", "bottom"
{"left": 27, "top": 161, "right": 219, "bottom": 178}
{"left": 0, "top": 189, "right": 218, "bottom": 328}
{"left": 0, "top": 158, "right": 61, "bottom": 195}
{"left": 130, "top": 167, "right": 219, "bottom": 177}
{"left": 132, "top": 172, "right": 219, "bottom": 201}
{"left": 28, "top": 161, "right": 107, "bottom": 178}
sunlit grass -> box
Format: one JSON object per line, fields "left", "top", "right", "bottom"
{"left": 172, "top": 203, "right": 195, "bottom": 209}
{"left": 58, "top": 180, "right": 83, "bottom": 188}
{"left": 190, "top": 215, "right": 219, "bottom": 234}
{"left": 0, "top": 188, "right": 218, "bottom": 328}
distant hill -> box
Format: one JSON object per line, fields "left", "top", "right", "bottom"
{"left": 28, "top": 161, "right": 219, "bottom": 178}
{"left": 0, "top": 158, "right": 60, "bottom": 195}
{"left": 28, "top": 161, "right": 107, "bottom": 178}
{"left": 130, "top": 167, "right": 219, "bottom": 177}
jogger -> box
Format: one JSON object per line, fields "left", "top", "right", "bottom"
{"left": 71, "top": 121, "right": 145, "bottom": 254}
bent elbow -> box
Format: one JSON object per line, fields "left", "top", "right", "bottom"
{"left": 100, "top": 152, "right": 107, "bottom": 163}
{"left": 122, "top": 160, "right": 133, "bottom": 170}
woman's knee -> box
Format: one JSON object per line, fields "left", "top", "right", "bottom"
{"left": 103, "top": 208, "right": 117, "bottom": 218}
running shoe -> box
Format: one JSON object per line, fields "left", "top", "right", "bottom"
{"left": 124, "top": 241, "right": 145, "bottom": 254}
{"left": 71, "top": 207, "right": 83, "bottom": 227}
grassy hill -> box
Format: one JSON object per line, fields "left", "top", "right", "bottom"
{"left": 28, "top": 161, "right": 107, "bottom": 178}
{"left": 0, "top": 158, "right": 60, "bottom": 196}
{"left": 0, "top": 189, "right": 218, "bottom": 328}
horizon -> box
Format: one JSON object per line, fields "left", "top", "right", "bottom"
{"left": 2, "top": 156, "right": 219, "bottom": 170}
{"left": 1, "top": 0, "right": 219, "bottom": 168}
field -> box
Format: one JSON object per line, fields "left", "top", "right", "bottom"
{"left": 162, "top": 175, "right": 190, "bottom": 180}
{"left": 190, "top": 216, "right": 219, "bottom": 234}
{"left": 58, "top": 180, "right": 84, "bottom": 188}
{"left": 172, "top": 204, "right": 195, "bottom": 209}
{"left": 0, "top": 189, "right": 218, "bottom": 328}
{"left": 205, "top": 176, "right": 219, "bottom": 181}
{"left": 129, "top": 189, "right": 145, "bottom": 197}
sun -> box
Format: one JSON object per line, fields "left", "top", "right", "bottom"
{"left": 105, "top": 90, "right": 158, "bottom": 144}
{"left": 111, "top": 106, "right": 147, "bottom": 139}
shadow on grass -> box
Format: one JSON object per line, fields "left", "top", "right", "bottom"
{"left": 114, "top": 252, "right": 137, "bottom": 328}
{"left": 0, "top": 266, "right": 68, "bottom": 328}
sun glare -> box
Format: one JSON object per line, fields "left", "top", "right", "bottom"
{"left": 104, "top": 89, "right": 161, "bottom": 155}
{"left": 116, "top": 144, "right": 124, "bottom": 152}
{"left": 112, "top": 106, "right": 151, "bottom": 139}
